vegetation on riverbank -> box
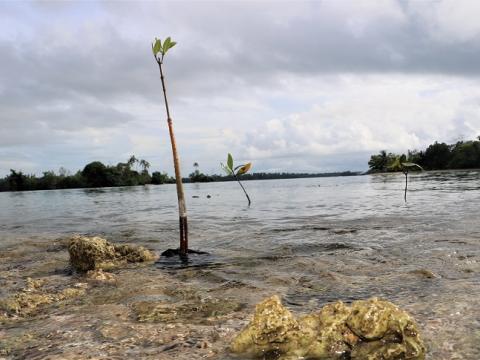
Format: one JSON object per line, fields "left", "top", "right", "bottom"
{"left": 368, "top": 137, "right": 480, "bottom": 173}
{"left": 0, "top": 156, "right": 174, "bottom": 192}
{"left": 0, "top": 157, "right": 360, "bottom": 192}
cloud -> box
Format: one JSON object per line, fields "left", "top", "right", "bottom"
{"left": 1, "top": 1, "right": 480, "bottom": 176}
{"left": 242, "top": 74, "right": 480, "bottom": 171}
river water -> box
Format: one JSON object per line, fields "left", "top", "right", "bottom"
{"left": 0, "top": 171, "right": 479, "bottom": 359}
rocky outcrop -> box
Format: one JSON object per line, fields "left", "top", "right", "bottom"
{"left": 231, "top": 296, "right": 425, "bottom": 360}
{"left": 68, "top": 236, "right": 157, "bottom": 272}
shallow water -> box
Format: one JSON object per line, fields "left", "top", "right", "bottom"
{"left": 0, "top": 171, "right": 479, "bottom": 359}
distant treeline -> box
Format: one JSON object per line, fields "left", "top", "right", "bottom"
{"left": 187, "top": 170, "right": 360, "bottom": 183}
{"left": 0, "top": 156, "right": 174, "bottom": 192}
{"left": 0, "top": 155, "right": 361, "bottom": 192}
{"left": 368, "top": 137, "right": 480, "bottom": 173}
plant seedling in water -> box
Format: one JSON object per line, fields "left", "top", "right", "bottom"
{"left": 152, "top": 36, "right": 189, "bottom": 256}
{"left": 389, "top": 157, "right": 423, "bottom": 202}
{"left": 221, "top": 153, "right": 252, "bottom": 206}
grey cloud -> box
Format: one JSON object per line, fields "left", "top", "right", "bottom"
{"left": 1, "top": 1, "right": 480, "bottom": 176}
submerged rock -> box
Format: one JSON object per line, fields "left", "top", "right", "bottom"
{"left": 68, "top": 236, "right": 157, "bottom": 272}
{"left": 134, "top": 296, "right": 244, "bottom": 324}
{"left": 231, "top": 296, "right": 425, "bottom": 360}
{"left": 0, "top": 277, "right": 86, "bottom": 319}
{"left": 86, "top": 269, "right": 117, "bottom": 283}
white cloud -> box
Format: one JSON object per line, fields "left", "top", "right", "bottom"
{"left": 243, "top": 74, "right": 480, "bottom": 170}
{"left": 409, "top": 0, "right": 480, "bottom": 43}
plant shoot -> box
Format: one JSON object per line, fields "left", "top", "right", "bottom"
{"left": 221, "top": 153, "right": 252, "bottom": 206}
{"left": 152, "top": 37, "right": 189, "bottom": 255}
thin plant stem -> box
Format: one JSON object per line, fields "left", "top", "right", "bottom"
{"left": 234, "top": 174, "right": 251, "bottom": 206}
{"left": 156, "top": 58, "right": 188, "bottom": 255}
{"left": 404, "top": 171, "right": 408, "bottom": 202}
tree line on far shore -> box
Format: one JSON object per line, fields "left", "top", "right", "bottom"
{"left": 368, "top": 136, "right": 480, "bottom": 173}
{"left": 0, "top": 156, "right": 174, "bottom": 192}
{"left": 0, "top": 155, "right": 360, "bottom": 192}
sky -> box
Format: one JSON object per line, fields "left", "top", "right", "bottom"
{"left": 1, "top": 0, "right": 480, "bottom": 177}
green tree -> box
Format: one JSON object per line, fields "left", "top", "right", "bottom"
{"left": 39, "top": 171, "right": 57, "bottom": 190}
{"left": 449, "top": 140, "right": 480, "bottom": 169}
{"left": 422, "top": 142, "right": 451, "bottom": 170}
{"left": 6, "top": 170, "right": 27, "bottom": 191}
{"left": 127, "top": 155, "right": 138, "bottom": 170}
{"left": 368, "top": 150, "right": 390, "bottom": 172}
{"left": 152, "top": 36, "right": 189, "bottom": 255}
{"left": 151, "top": 171, "right": 173, "bottom": 184}
{"left": 82, "top": 161, "right": 112, "bottom": 187}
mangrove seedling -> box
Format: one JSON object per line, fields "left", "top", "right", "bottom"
{"left": 152, "top": 37, "right": 189, "bottom": 256}
{"left": 221, "top": 153, "right": 252, "bottom": 206}
{"left": 389, "top": 157, "right": 423, "bottom": 202}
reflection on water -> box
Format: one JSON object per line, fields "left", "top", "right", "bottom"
{"left": 0, "top": 170, "right": 479, "bottom": 359}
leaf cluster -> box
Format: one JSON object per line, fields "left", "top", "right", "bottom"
{"left": 221, "top": 153, "right": 252, "bottom": 177}
{"left": 152, "top": 36, "right": 177, "bottom": 62}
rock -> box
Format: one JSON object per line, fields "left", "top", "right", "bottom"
{"left": 231, "top": 296, "right": 425, "bottom": 360}
{"left": 348, "top": 298, "right": 425, "bottom": 359}
{"left": 408, "top": 269, "right": 437, "bottom": 279}
{"left": 0, "top": 278, "right": 86, "bottom": 319}
{"left": 230, "top": 295, "right": 300, "bottom": 356}
{"left": 114, "top": 244, "right": 157, "bottom": 263}
{"left": 68, "top": 236, "right": 157, "bottom": 272}
{"left": 86, "top": 269, "right": 116, "bottom": 283}
{"left": 134, "top": 297, "right": 244, "bottom": 324}
{"left": 68, "top": 236, "right": 116, "bottom": 272}
{"left": 301, "top": 301, "right": 359, "bottom": 358}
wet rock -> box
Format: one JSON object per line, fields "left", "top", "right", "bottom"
{"left": 0, "top": 277, "right": 86, "bottom": 319}
{"left": 408, "top": 269, "right": 437, "bottom": 279}
{"left": 231, "top": 296, "right": 425, "bottom": 360}
{"left": 68, "top": 236, "right": 157, "bottom": 272}
{"left": 134, "top": 297, "right": 244, "bottom": 324}
{"left": 348, "top": 298, "right": 425, "bottom": 359}
{"left": 68, "top": 236, "right": 117, "bottom": 272}
{"left": 230, "top": 295, "right": 300, "bottom": 356}
{"left": 86, "top": 269, "right": 116, "bottom": 283}
{"left": 301, "top": 301, "right": 359, "bottom": 358}
{"left": 114, "top": 244, "right": 157, "bottom": 263}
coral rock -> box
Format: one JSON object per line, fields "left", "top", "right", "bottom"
{"left": 231, "top": 296, "right": 425, "bottom": 360}
{"left": 68, "top": 236, "right": 117, "bottom": 272}
{"left": 68, "top": 236, "right": 157, "bottom": 272}
{"left": 230, "top": 295, "right": 300, "bottom": 356}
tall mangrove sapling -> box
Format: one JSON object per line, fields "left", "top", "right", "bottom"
{"left": 221, "top": 153, "right": 252, "bottom": 206}
{"left": 152, "top": 37, "right": 189, "bottom": 255}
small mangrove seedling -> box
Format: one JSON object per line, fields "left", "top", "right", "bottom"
{"left": 389, "top": 157, "right": 423, "bottom": 202}
{"left": 221, "top": 153, "right": 252, "bottom": 206}
{"left": 152, "top": 37, "right": 189, "bottom": 256}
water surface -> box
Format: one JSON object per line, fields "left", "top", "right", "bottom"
{"left": 0, "top": 171, "right": 479, "bottom": 359}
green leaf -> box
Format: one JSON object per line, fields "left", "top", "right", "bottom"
{"left": 152, "top": 39, "right": 162, "bottom": 56}
{"left": 221, "top": 163, "right": 233, "bottom": 175}
{"left": 163, "top": 37, "right": 171, "bottom": 54}
{"left": 402, "top": 162, "right": 423, "bottom": 170}
{"left": 169, "top": 41, "right": 177, "bottom": 49}
{"left": 227, "top": 153, "right": 233, "bottom": 170}
{"left": 237, "top": 162, "right": 252, "bottom": 175}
